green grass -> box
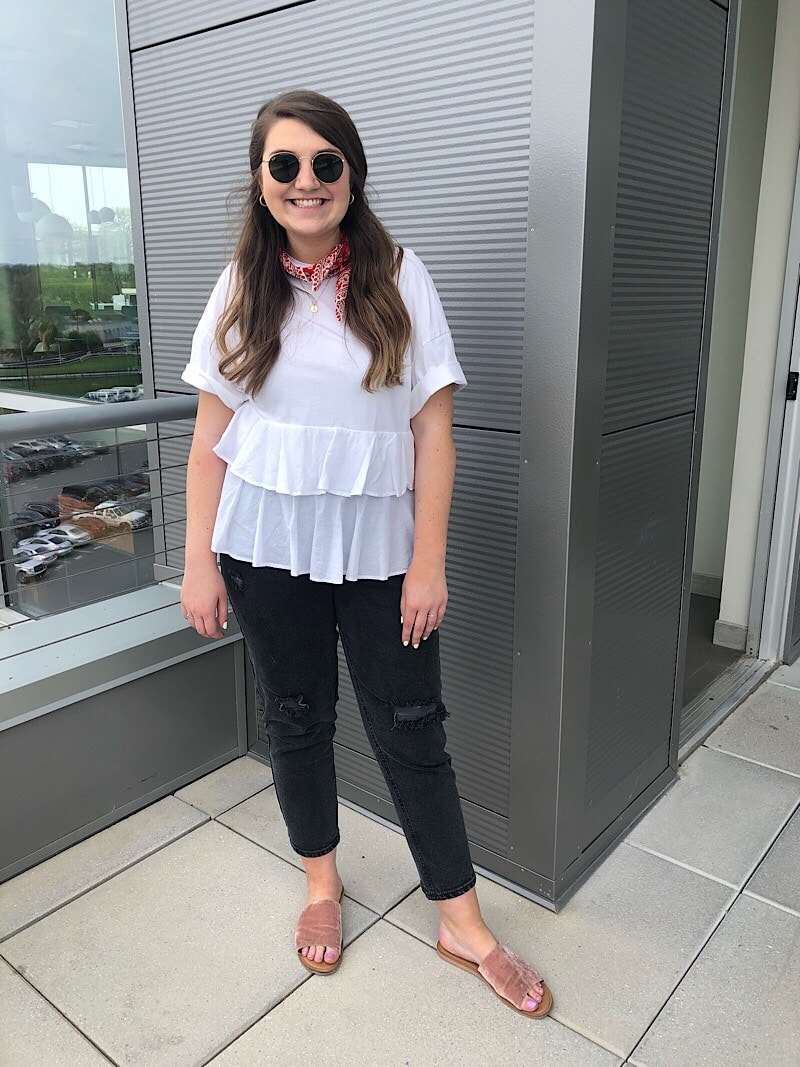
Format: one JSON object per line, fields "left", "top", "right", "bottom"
{"left": 18, "top": 353, "right": 140, "bottom": 375}
{"left": 38, "top": 263, "right": 136, "bottom": 309}
{"left": 0, "top": 374, "right": 141, "bottom": 398}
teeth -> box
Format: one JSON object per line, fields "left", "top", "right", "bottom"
{"left": 292, "top": 198, "right": 325, "bottom": 207}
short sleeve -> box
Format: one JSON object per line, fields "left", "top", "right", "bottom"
{"left": 180, "top": 263, "right": 249, "bottom": 412}
{"left": 399, "top": 249, "right": 468, "bottom": 419}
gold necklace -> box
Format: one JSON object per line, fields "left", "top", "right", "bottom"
{"left": 290, "top": 275, "right": 335, "bottom": 314}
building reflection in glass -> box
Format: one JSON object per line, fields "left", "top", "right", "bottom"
{"left": 0, "top": 0, "right": 142, "bottom": 400}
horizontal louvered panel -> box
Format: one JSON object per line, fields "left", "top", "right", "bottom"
{"left": 602, "top": 0, "right": 726, "bottom": 433}
{"left": 585, "top": 416, "right": 694, "bottom": 817}
{"left": 333, "top": 428, "right": 517, "bottom": 819}
{"left": 332, "top": 743, "right": 509, "bottom": 856}
{"left": 127, "top": 1, "right": 298, "bottom": 49}
{"left": 132, "top": 0, "right": 534, "bottom": 433}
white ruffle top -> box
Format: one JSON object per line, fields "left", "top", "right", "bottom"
{"left": 181, "top": 247, "right": 468, "bottom": 583}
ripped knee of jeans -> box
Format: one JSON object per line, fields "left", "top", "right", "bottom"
{"left": 275, "top": 693, "right": 310, "bottom": 719}
{"left": 226, "top": 569, "right": 243, "bottom": 591}
{"left": 392, "top": 699, "right": 449, "bottom": 730}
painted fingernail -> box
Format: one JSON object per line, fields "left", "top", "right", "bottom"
{"left": 400, "top": 615, "right": 403, "bottom": 624}
{"left": 413, "top": 642, "right": 419, "bottom": 649}
{"left": 222, "top": 621, "right": 228, "bottom": 630}
{"left": 403, "top": 640, "right": 409, "bottom": 646}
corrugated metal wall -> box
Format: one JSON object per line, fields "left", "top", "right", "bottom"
{"left": 129, "top": 0, "right": 534, "bottom": 856}
{"left": 124, "top": 0, "right": 732, "bottom": 898}
{"left": 585, "top": 0, "right": 727, "bottom": 841}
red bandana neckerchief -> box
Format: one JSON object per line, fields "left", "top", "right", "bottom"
{"left": 279, "top": 235, "right": 351, "bottom": 323}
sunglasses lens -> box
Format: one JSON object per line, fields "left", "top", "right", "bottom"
{"left": 313, "top": 153, "right": 344, "bottom": 183}
{"left": 268, "top": 153, "right": 300, "bottom": 183}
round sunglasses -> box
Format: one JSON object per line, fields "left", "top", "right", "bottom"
{"left": 264, "top": 151, "right": 345, "bottom": 184}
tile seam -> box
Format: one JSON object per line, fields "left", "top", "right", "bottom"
{"left": 701, "top": 744, "right": 800, "bottom": 779}
{"left": 0, "top": 816, "right": 210, "bottom": 944}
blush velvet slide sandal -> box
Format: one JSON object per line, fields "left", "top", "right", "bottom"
{"left": 295, "top": 885, "right": 345, "bottom": 974}
{"left": 436, "top": 940, "right": 553, "bottom": 1018}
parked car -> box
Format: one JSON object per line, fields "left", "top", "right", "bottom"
{"left": 14, "top": 545, "right": 59, "bottom": 567}
{"left": 3, "top": 460, "right": 23, "bottom": 482}
{"left": 47, "top": 435, "right": 95, "bottom": 460}
{"left": 13, "top": 440, "right": 71, "bottom": 469}
{"left": 83, "top": 387, "right": 136, "bottom": 403}
{"left": 2, "top": 449, "right": 36, "bottom": 477}
{"left": 66, "top": 513, "right": 108, "bottom": 538}
{"left": 89, "top": 501, "right": 150, "bottom": 530}
{"left": 13, "top": 507, "right": 58, "bottom": 530}
{"left": 14, "top": 557, "right": 47, "bottom": 583}
{"left": 4, "top": 445, "right": 55, "bottom": 474}
{"left": 50, "top": 523, "right": 93, "bottom": 546}
{"left": 58, "top": 483, "right": 112, "bottom": 517}
{"left": 17, "top": 534, "right": 74, "bottom": 556}
{"left": 117, "top": 473, "right": 151, "bottom": 498}
{"left": 23, "top": 499, "right": 60, "bottom": 520}
{"left": 29, "top": 438, "right": 80, "bottom": 466}
{"left": 9, "top": 508, "right": 58, "bottom": 535}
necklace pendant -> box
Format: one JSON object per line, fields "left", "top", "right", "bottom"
{"left": 310, "top": 302, "right": 319, "bottom": 313}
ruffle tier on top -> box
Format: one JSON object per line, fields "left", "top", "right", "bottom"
{"left": 211, "top": 403, "right": 415, "bottom": 497}
{"left": 211, "top": 476, "right": 416, "bottom": 584}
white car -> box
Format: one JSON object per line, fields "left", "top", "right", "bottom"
{"left": 14, "top": 557, "right": 47, "bottom": 583}
{"left": 14, "top": 545, "right": 58, "bottom": 567}
{"left": 92, "top": 501, "right": 150, "bottom": 529}
{"left": 51, "top": 523, "right": 93, "bottom": 546}
{"left": 17, "top": 534, "right": 74, "bottom": 556}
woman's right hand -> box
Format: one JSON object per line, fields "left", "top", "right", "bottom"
{"left": 181, "top": 562, "right": 229, "bottom": 638}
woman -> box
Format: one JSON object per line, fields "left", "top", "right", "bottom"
{"left": 180, "top": 90, "right": 552, "bottom": 1019}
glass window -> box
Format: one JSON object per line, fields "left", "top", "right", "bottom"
{"left": 0, "top": 0, "right": 142, "bottom": 401}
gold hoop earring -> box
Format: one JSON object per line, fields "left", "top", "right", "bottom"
{"left": 259, "top": 193, "right": 267, "bottom": 207}
{"left": 349, "top": 192, "right": 355, "bottom": 205}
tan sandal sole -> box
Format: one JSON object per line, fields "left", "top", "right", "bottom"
{"left": 297, "top": 885, "right": 345, "bottom": 975}
{"left": 436, "top": 941, "right": 553, "bottom": 1018}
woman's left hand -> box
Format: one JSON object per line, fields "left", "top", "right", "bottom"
{"left": 400, "top": 558, "right": 447, "bottom": 648}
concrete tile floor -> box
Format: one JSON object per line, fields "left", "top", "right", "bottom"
{"left": 1, "top": 675, "right": 798, "bottom": 1066}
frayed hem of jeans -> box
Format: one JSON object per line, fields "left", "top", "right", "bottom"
{"left": 420, "top": 874, "right": 477, "bottom": 901}
{"left": 290, "top": 835, "right": 340, "bottom": 859}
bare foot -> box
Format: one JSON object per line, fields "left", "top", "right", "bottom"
{"left": 437, "top": 919, "right": 544, "bottom": 1012}
{"left": 298, "top": 875, "right": 344, "bottom": 965}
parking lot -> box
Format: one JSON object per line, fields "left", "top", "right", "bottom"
{"left": 4, "top": 437, "right": 157, "bottom": 617}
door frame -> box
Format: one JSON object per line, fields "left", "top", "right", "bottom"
{"left": 750, "top": 143, "right": 800, "bottom": 663}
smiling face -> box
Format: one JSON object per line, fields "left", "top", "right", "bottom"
{"left": 260, "top": 117, "right": 352, "bottom": 263}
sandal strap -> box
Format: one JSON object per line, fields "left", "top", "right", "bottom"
{"left": 295, "top": 898, "right": 343, "bottom": 952}
{"left": 478, "top": 944, "right": 544, "bottom": 1010}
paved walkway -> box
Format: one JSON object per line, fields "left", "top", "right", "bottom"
{"left": 2, "top": 662, "right": 799, "bottom": 1066}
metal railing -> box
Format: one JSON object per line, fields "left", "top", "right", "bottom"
{"left": 1, "top": 397, "right": 198, "bottom": 626}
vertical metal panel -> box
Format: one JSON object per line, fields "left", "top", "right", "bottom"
{"left": 603, "top": 0, "right": 728, "bottom": 433}
{"left": 585, "top": 417, "right": 694, "bottom": 837}
{"left": 787, "top": 513, "right": 800, "bottom": 661}
{"left": 585, "top": 0, "right": 729, "bottom": 842}
{"left": 131, "top": 0, "right": 533, "bottom": 431}
{"left": 509, "top": 0, "right": 627, "bottom": 883}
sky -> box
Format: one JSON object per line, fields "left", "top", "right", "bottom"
{"left": 27, "top": 163, "right": 131, "bottom": 229}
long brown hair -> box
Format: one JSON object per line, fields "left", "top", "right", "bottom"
{"left": 215, "top": 90, "right": 412, "bottom": 398}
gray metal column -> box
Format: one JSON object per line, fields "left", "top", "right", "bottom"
{"left": 509, "top": 0, "right": 627, "bottom": 893}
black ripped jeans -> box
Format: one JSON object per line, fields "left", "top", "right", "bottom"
{"left": 218, "top": 555, "right": 477, "bottom": 901}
